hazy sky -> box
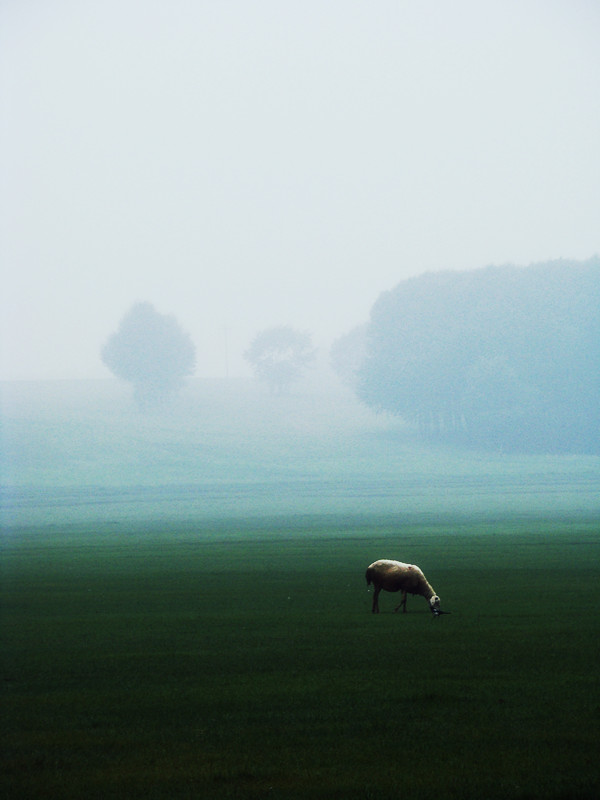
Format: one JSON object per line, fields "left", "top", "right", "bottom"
{"left": 1, "top": 0, "right": 599, "bottom": 380}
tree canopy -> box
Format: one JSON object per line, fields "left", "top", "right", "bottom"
{"left": 102, "top": 302, "right": 196, "bottom": 409}
{"left": 244, "top": 325, "right": 315, "bottom": 393}
{"left": 357, "top": 258, "right": 600, "bottom": 452}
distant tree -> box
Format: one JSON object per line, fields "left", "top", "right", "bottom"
{"left": 102, "top": 302, "right": 196, "bottom": 409}
{"left": 330, "top": 325, "right": 367, "bottom": 388}
{"left": 358, "top": 258, "right": 600, "bottom": 452}
{"left": 460, "top": 355, "right": 541, "bottom": 448}
{"left": 244, "top": 325, "right": 316, "bottom": 393}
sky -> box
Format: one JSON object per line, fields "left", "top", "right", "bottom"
{"left": 1, "top": 0, "right": 599, "bottom": 380}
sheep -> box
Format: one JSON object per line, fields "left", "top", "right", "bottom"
{"left": 365, "top": 559, "right": 447, "bottom": 616}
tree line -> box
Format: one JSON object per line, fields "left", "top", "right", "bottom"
{"left": 101, "top": 257, "right": 599, "bottom": 453}
{"left": 355, "top": 258, "right": 599, "bottom": 453}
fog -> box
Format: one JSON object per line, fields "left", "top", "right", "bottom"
{"left": 2, "top": 0, "right": 599, "bottom": 380}
{"left": 2, "top": 378, "right": 599, "bottom": 529}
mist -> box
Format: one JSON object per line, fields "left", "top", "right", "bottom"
{"left": 2, "top": 1, "right": 599, "bottom": 528}
{"left": 2, "top": 7, "right": 599, "bottom": 785}
{"left": 2, "top": 0, "right": 599, "bottom": 380}
{"left": 2, "top": 374, "right": 599, "bottom": 531}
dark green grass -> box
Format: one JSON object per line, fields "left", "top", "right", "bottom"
{"left": 2, "top": 517, "right": 599, "bottom": 799}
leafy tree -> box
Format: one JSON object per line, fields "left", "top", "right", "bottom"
{"left": 102, "top": 302, "right": 196, "bottom": 409}
{"left": 358, "top": 258, "right": 600, "bottom": 452}
{"left": 460, "top": 355, "right": 542, "bottom": 449}
{"left": 244, "top": 325, "right": 315, "bottom": 393}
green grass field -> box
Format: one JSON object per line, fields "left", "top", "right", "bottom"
{"left": 2, "top": 380, "right": 599, "bottom": 796}
{"left": 3, "top": 379, "right": 600, "bottom": 527}
{"left": 2, "top": 515, "right": 599, "bottom": 799}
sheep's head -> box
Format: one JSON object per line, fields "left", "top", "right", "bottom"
{"left": 430, "top": 595, "right": 451, "bottom": 616}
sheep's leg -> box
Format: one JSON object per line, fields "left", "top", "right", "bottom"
{"left": 394, "top": 592, "right": 408, "bottom": 613}
{"left": 372, "top": 586, "right": 381, "bottom": 613}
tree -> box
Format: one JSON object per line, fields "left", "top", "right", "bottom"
{"left": 357, "top": 258, "right": 600, "bottom": 452}
{"left": 244, "top": 325, "right": 315, "bottom": 393}
{"left": 460, "top": 355, "right": 541, "bottom": 449}
{"left": 102, "top": 302, "right": 196, "bottom": 409}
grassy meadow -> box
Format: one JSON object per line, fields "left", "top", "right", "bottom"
{"left": 2, "top": 379, "right": 600, "bottom": 798}
{"left": 2, "top": 378, "right": 599, "bottom": 524}
{"left": 2, "top": 518, "right": 600, "bottom": 799}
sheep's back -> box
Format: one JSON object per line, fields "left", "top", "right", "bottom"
{"left": 367, "top": 559, "right": 425, "bottom": 592}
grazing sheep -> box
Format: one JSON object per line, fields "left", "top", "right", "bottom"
{"left": 366, "top": 559, "right": 446, "bottom": 616}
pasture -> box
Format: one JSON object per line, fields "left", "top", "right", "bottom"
{"left": 3, "top": 378, "right": 600, "bottom": 527}
{"left": 2, "top": 515, "right": 599, "bottom": 799}
{"left": 2, "top": 379, "right": 599, "bottom": 796}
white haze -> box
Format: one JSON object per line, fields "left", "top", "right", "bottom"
{"left": 1, "top": 0, "right": 599, "bottom": 380}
